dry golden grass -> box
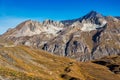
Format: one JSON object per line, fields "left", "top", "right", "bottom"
{"left": 0, "top": 45, "right": 120, "bottom": 80}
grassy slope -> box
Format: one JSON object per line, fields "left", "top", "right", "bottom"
{"left": 0, "top": 45, "right": 120, "bottom": 80}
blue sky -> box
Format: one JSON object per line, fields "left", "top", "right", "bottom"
{"left": 0, "top": 0, "right": 120, "bottom": 34}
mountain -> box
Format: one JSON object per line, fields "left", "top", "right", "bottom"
{"left": 1, "top": 11, "right": 120, "bottom": 61}
{"left": 115, "top": 16, "right": 120, "bottom": 20}
{"left": 1, "top": 19, "right": 64, "bottom": 48}
{"left": 61, "top": 11, "right": 105, "bottom": 27}
{"left": 0, "top": 43, "right": 120, "bottom": 80}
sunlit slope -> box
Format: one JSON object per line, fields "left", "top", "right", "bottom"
{"left": 0, "top": 46, "right": 120, "bottom": 80}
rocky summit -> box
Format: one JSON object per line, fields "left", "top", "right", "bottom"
{"left": 1, "top": 11, "right": 120, "bottom": 61}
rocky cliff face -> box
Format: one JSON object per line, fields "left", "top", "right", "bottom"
{"left": 42, "top": 11, "right": 120, "bottom": 61}
{"left": 1, "top": 11, "right": 120, "bottom": 61}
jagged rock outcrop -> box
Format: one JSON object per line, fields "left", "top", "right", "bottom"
{"left": 1, "top": 11, "right": 120, "bottom": 61}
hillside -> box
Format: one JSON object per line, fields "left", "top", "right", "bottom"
{"left": 0, "top": 44, "right": 120, "bottom": 80}
{"left": 93, "top": 55, "right": 120, "bottom": 74}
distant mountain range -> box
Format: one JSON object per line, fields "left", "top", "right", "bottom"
{"left": 1, "top": 11, "right": 120, "bottom": 61}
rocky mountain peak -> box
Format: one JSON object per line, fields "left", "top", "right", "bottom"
{"left": 42, "top": 19, "right": 64, "bottom": 27}
{"left": 80, "top": 11, "right": 107, "bottom": 31}
{"left": 43, "top": 19, "right": 53, "bottom": 25}
{"left": 15, "top": 20, "right": 41, "bottom": 30}
{"left": 61, "top": 11, "right": 105, "bottom": 27}
{"left": 82, "top": 11, "right": 103, "bottom": 20}
{"left": 81, "top": 11, "right": 105, "bottom": 24}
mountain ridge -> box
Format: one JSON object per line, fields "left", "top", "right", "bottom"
{"left": 1, "top": 11, "right": 120, "bottom": 61}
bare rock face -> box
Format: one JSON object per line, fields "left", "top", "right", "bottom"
{"left": 2, "top": 19, "right": 64, "bottom": 38}
{"left": 1, "top": 19, "right": 64, "bottom": 47}
{"left": 42, "top": 12, "right": 120, "bottom": 61}
{"left": 1, "top": 11, "right": 120, "bottom": 61}
{"left": 92, "top": 16, "right": 120, "bottom": 60}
